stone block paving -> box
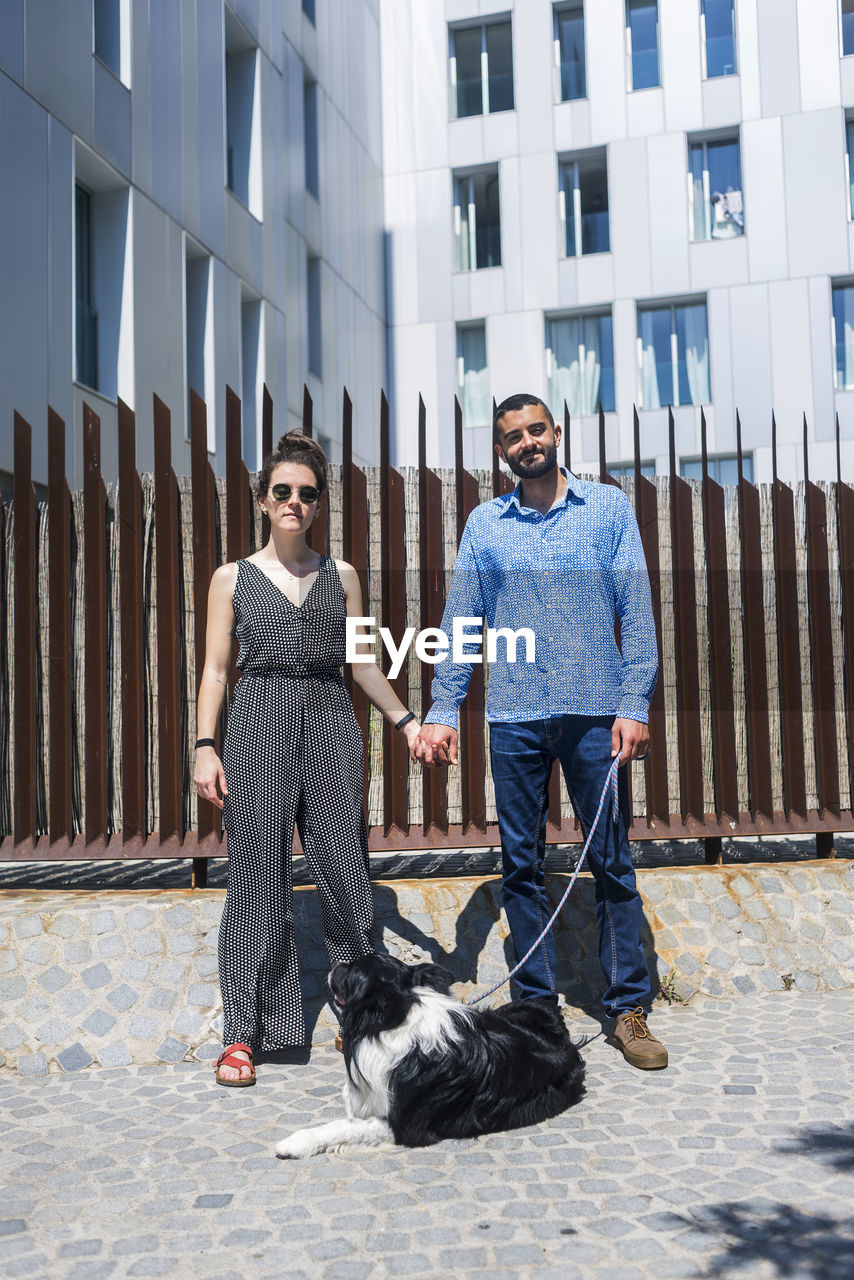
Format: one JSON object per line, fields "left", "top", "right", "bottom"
{"left": 1, "top": 987, "right": 852, "bottom": 1280}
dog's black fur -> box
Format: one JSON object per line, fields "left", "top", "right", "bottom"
{"left": 276, "top": 953, "right": 585, "bottom": 1157}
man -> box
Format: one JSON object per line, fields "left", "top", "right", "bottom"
{"left": 413, "top": 393, "right": 666, "bottom": 1069}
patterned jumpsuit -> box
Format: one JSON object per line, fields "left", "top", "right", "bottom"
{"left": 219, "top": 556, "right": 374, "bottom": 1049}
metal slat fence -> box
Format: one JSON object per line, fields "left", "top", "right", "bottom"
{"left": 1, "top": 386, "right": 853, "bottom": 875}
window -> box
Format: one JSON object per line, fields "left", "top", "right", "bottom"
{"left": 843, "top": 0, "right": 854, "bottom": 57}
{"left": 832, "top": 283, "right": 854, "bottom": 389}
{"left": 450, "top": 20, "right": 514, "bottom": 118}
{"left": 307, "top": 257, "right": 322, "bottom": 377}
{"left": 546, "top": 313, "right": 615, "bottom": 417}
{"left": 681, "top": 455, "right": 753, "bottom": 486}
{"left": 73, "top": 157, "right": 129, "bottom": 401}
{"left": 454, "top": 170, "right": 501, "bottom": 271}
{"left": 457, "top": 325, "right": 490, "bottom": 427}
{"left": 637, "top": 301, "right": 710, "bottom": 408}
{"left": 688, "top": 134, "right": 744, "bottom": 241}
{"left": 302, "top": 0, "right": 315, "bottom": 24}
{"left": 554, "top": 3, "right": 586, "bottom": 101}
{"left": 701, "top": 0, "right": 736, "bottom": 77}
{"left": 560, "top": 150, "right": 609, "bottom": 256}
{"left": 304, "top": 76, "right": 319, "bottom": 199}
{"left": 609, "top": 461, "right": 657, "bottom": 481}
{"left": 225, "top": 8, "right": 262, "bottom": 218}
{"left": 626, "top": 0, "right": 659, "bottom": 90}
{"left": 75, "top": 186, "right": 97, "bottom": 390}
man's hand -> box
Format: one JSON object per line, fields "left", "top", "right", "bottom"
{"left": 412, "top": 723, "right": 459, "bottom": 767}
{"left": 611, "top": 718, "right": 649, "bottom": 766}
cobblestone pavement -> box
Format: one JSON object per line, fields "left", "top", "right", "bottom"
{"left": 0, "top": 988, "right": 852, "bottom": 1280}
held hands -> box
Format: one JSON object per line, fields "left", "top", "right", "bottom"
{"left": 411, "top": 723, "right": 458, "bottom": 767}
{"left": 611, "top": 718, "right": 650, "bottom": 766}
{"left": 194, "top": 746, "right": 228, "bottom": 810}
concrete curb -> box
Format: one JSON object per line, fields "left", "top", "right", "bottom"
{"left": 1, "top": 859, "right": 853, "bottom": 1074}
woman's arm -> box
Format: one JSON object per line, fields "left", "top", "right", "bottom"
{"left": 193, "top": 563, "right": 238, "bottom": 810}
{"left": 336, "top": 560, "right": 421, "bottom": 753}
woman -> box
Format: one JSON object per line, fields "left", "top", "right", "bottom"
{"left": 194, "top": 432, "right": 419, "bottom": 1085}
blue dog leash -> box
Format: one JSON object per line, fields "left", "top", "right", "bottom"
{"left": 466, "top": 752, "right": 622, "bottom": 1007}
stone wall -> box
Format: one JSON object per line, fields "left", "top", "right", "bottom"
{"left": 1, "top": 859, "right": 852, "bottom": 1075}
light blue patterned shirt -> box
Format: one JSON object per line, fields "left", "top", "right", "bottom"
{"left": 423, "top": 469, "right": 658, "bottom": 728}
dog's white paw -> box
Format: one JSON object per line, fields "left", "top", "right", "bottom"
{"left": 275, "top": 1128, "right": 322, "bottom": 1160}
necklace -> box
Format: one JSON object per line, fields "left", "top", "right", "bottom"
{"left": 261, "top": 556, "right": 318, "bottom": 580}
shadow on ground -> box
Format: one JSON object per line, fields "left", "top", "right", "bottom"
{"left": 295, "top": 878, "right": 662, "bottom": 1042}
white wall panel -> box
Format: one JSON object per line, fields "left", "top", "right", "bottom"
{"left": 131, "top": 195, "right": 184, "bottom": 467}
{"left": 783, "top": 109, "right": 849, "bottom": 279}
{"left": 707, "top": 287, "right": 734, "bottom": 447}
{"left": 729, "top": 283, "right": 772, "bottom": 452}
{"left": 488, "top": 310, "right": 547, "bottom": 407}
{"left": 741, "top": 117, "right": 788, "bottom": 282}
{"left": 807, "top": 275, "right": 836, "bottom": 442}
{"left": 660, "top": 0, "right": 703, "bottom": 133}
{"left": 24, "top": 0, "right": 91, "bottom": 140}
{"left": 587, "top": 0, "right": 628, "bottom": 145}
{"left": 415, "top": 169, "right": 455, "bottom": 323}
{"left": 0, "top": 77, "right": 48, "bottom": 470}
{"left": 149, "top": 0, "right": 183, "bottom": 222}
{"left": 796, "top": 0, "right": 841, "bottom": 112}
{"left": 769, "top": 277, "right": 815, "bottom": 450}
{"left": 519, "top": 151, "right": 560, "bottom": 311}
{"left": 647, "top": 131, "right": 690, "bottom": 297}
{"left": 514, "top": 0, "right": 553, "bottom": 157}
{"left": 736, "top": 0, "right": 762, "bottom": 120}
{"left": 610, "top": 138, "right": 652, "bottom": 300}
{"left": 0, "top": 0, "right": 24, "bottom": 83}
{"left": 757, "top": 0, "right": 801, "bottom": 119}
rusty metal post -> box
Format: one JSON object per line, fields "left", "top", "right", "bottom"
{"left": 836, "top": 415, "right": 854, "bottom": 844}
{"left": 736, "top": 415, "right": 773, "bottom": 821}
{"left": 153, "top": 395, "right": 184, "bottom": 843}
{"left": 700, "top": 411, "right": 738, "bottom": 841}
{"left": 633, "top": 407, "right": 669, "bottom": 826}
{"left": 260, "top": 383, "right": 273, "bottom": 546}
{"left": 83, "top": 404, "right": 108, "bottom": 844}
{"left": 117, "top": 399, "right": 146, "bottom": 842}
{"left": 454, "top": 396, "right": 486, "bottom": 834}
{"left": 13, "top": 413, "right": 37, "bottom": 848}
{"left": 225, "top": 385, "right": 249, "bottom": 699}
{"left": 668, "top": 408, "right": 704, "bottom": 822}
{"left": 770, "top": 415, "right": 806, "bottom": 818}
{"left": 418, "top": 394, "right": 449, "bottom": 836}
{"left": 190, "top": 389, "right": 220, "bottom": 887}
{"left": 803, "top": 421, "right": 839, "bottom": 853}
{"left": 341, "top": 388, "right": 371, "bottom": 805}
{"left": 380, "top": 392, "right": 409, "bottom": 837}
{"left": 47, "top": 408, "right": 73, "bottom": 844}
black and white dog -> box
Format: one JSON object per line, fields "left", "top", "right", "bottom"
{"left": 275, "top": 954, "right": 586, "bottom": 1158}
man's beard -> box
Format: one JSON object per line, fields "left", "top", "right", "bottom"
{"left": 506, "top": 439, "right": 557, "bottom": 479}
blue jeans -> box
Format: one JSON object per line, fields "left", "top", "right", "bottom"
{"left": 489, "top": 716, "right": 650, "bottom": 1017}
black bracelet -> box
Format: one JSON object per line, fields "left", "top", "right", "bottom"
{"left": 395, "top": 712, "right": 415, "bottom": 731}
{"left": 194, "top": 738, "right": 216, "bottom": 750}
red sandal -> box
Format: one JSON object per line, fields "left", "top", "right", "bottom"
{"left": 215, "top": 1042, "right": 256, "bottom": 1087}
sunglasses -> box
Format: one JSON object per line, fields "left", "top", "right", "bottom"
{"left": 270, "top": 483, "right": 321, "bottom": 504}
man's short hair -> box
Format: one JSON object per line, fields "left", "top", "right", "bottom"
{"left": 493, "top": 394, "right": 555, "bottom": 444}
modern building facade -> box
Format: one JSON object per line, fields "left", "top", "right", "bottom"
{"left": 0, "top": 0, "right": 385, "bottom": 487}
{"left": 2, "top": 0, "right": 854, "bottom": 487}
{"left": 381, "top": 0, "right": 854, "bottom": 482}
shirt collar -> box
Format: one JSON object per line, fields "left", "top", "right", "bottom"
{"left": 502, "top": 467, "right": 577, "bottom": 516}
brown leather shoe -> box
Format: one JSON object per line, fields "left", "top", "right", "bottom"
{"left": 611, "top": 1008, "right": 668, "bottom": 1069}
